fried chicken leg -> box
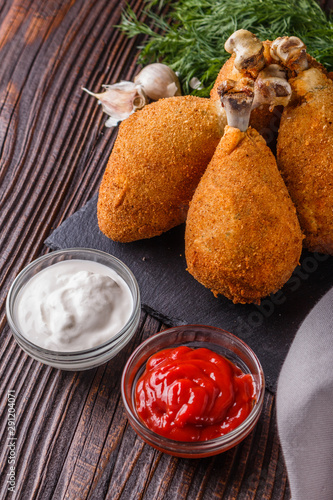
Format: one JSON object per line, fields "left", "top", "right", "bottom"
{"left": 274, "top": 37, "right": 333, "bottom": 254}
{"left": 185, "top": 77, "right": 302, "bottom": 304}
{"left": 98, "top": 96, "right": 226, "bottom": 242}
{"left": 210, "top": 30, "right": 281, "bottom": 144}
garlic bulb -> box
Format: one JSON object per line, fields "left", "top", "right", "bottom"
{"left": 82, "top": 81, "right": 147, "bottom": 127}
{"left": 134, "top": 63, "right": 181, "bottom": 100}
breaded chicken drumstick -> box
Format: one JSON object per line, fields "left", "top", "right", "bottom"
{"left": 185, "top": 71, "right": 303, "bottom": 304}
{"left": 98, "top": 96, "right": 226, "bottom": 242}
{"left": 273, "top": 36, "right": 333, "bottom": 254}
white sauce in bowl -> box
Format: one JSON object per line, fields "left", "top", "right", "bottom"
{"left": 15, "top": 259, "right": 133, "bottom": 352}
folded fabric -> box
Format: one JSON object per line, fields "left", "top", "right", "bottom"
{"left": 277, "top": 287, "right": 333, "bottom": 500}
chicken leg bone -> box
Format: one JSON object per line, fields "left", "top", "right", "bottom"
{"left": 270, "top": 36, "right": 309, "bottom": 74}
{"left": 218, "top": 78, "right": 254, "bottom": 131}
{"left": 218, "top": 66, "right": 291, "bottom": 131}
{"left": 253, "top": 65, "right": 292, "bottom": 110}
{"left": 224, "top": 29, "right": 265, "bottom": 78}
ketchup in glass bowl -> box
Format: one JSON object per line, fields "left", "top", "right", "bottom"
{"left": 121, "top": 325, "right": 265, "bottom": 458}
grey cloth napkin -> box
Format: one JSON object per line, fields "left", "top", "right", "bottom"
{"left": 277, "top": 287, "right": 333, "bottom": 500}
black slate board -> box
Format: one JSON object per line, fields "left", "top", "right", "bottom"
{"left": 45, "top": 194, "right": 333, "bottom": 392}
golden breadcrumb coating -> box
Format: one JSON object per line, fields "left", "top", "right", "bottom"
{"left": 98, "top": 96, "right": 225, "bottom": 242}
{"left": 277, "top": 68, "right": 333, "bottom": 254}
{"left": 185, "top": 126, "right": 303, "bottom": 304}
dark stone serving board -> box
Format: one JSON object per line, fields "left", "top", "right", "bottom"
{"left": 45, "top": 194, "right": 333, "bottom": 392}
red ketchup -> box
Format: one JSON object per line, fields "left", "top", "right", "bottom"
{"left": 135, "top": 346, "right": 256, "bottom": 442}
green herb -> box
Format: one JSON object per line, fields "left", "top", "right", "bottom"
{"left": 119, "top": 0, "right": 333, "bottom": 97}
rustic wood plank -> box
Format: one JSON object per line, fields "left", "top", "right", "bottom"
{"left": 34, "top": 311, "right": 150, "bottom": 499}
{"left": 0, "top": 0, "right": 148, "bottom": 297}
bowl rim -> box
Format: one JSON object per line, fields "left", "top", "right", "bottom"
{"left": 6, "top": 247, "right": 141, "bottom": 358}
{"left": 121, "top": 324, "right": 265, "bottom": 454}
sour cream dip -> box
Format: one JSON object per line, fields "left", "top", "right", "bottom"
{"left": 14, "top": 259, "right": 133, "bottom": 352}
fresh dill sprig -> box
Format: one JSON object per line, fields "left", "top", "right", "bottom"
{"left": 119, "top": 0, "right": 333, "bottom": 96}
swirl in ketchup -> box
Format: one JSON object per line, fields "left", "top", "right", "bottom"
{"left": 135, "top": 346, "right": 256, "bottom": 442}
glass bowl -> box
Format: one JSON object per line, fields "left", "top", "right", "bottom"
{"left": 6, "top": 248, "right": 140, "bottom": 370}
{"left": 121, "top": 324, "right": 265, "bottom": 458}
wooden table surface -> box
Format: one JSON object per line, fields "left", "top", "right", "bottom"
{"left": 0, "top": 1, "right": 331, "bottom": 498}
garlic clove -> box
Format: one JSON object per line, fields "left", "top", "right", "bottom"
{"left": 189, "top": 77, "right": 203, "bottom": 90}
{"left": 134, "top": 63, "right": 181, "bottom": 100}
{"left": 82, "top": 81, "right": 147, "bottom": 127}
{"left": 105, "top": 116, "right": 122, "bottom": 128}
